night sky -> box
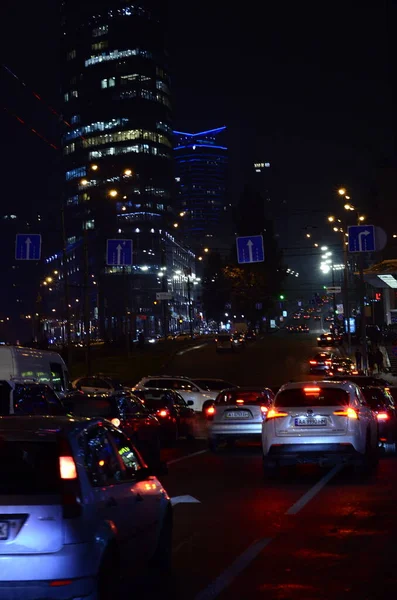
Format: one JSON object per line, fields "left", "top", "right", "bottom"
{"left": 1, "top": 0, "right": 394, "bottom": 292}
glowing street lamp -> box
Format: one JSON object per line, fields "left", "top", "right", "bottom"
{"left": 338, "top": 188, "right": 347, "bottom": 196}
{"left": 91, "top": 164, "right": 98, "bottom": 171}
{"left": 124, "top": 168, "right": 132, "bottom": 176}
{"left": 328, "top": 216, "right": 335, "bottom": 222}
{"left": 108, "top": 189, "right": 118, "bottom": 198}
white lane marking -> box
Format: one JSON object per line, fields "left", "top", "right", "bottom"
{"left": 171, "top": 495, "right": 201, "bottom": 506}
{"left": 194, "top": 537, "right": 272, "bottom": 600}
{"left": 167, "top": 449, "right": 208, "bottom": 465}
{"left": 176, "top": 343, "right": 207, "bottom": 356}
{"left": 285, "top": 464, "right": 342, "bottom": 515}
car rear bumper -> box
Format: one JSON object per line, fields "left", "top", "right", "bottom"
{"left": 0, "top": 577, "right": 95, "bottom": 600}
{"left": 211, "top": 423, "right": 262, "bottom": 436}
{"left": 0, "top": 542, "right": 99, "bottom": 584}
{"left": 266, "top": 443, "right": 360, "bottom": 466}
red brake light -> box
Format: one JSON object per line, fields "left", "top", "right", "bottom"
{"left": 333, "top": 407, "right": 358, "bottom": 419}
{"left": 260, "top": 405, "right": 268, "bottom": 413}
{"left": 110, "top": 418, "right": 121, "bottom": 428}
{"left": 50, "top": 580, "right": 73, "bottom": 588}
{"left": 157, "top": 409, "right": 169, "bottom": 418}
{"left": 236, "top": 399, "right": 244, "bottom": 404}
{"left": 309, "top": 361, "right": 317, "bottom": 365}
{"left": 206, "top": 405, "right": 215, "bottom": 415}
{"left": 59, "top": 456, "right": 77, "bottom": 480}
{"left": 266, "top": 408, "right": 288, "bottom": 419}
{"left": 377, "top": 412, "right": 389, "bottom": 421}
{"left": 303, "top": 387, "right": 321, "bottom": 394}
{"left": 325, "top": 360, "right": 332, "bottom": 365}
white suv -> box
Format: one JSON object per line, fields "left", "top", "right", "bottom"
{"left": 0, "top": 416, "right": 172, "bottom": 600}
{"left": 134, "top": 376, "right": 233, "bottom": 413}
{"left": 262, "top": 381, "right": 378, "bottom": 476}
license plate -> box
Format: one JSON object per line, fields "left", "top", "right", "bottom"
{"left": 225, "top": 411, "right": 250, "bottom": 419}
{"left": 0, "top": 522, "right": 9, "bottom": 540}
{"left": 295, "top": 417, "right": 327, "bottom": 427}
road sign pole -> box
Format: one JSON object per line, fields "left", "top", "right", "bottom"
{"left": 358, "top": 253, "right": 368, "bottom": 373}
{"left": 61, "top": 202, "right": 72, "bottom": 367}
{"left": 83, "top": 229, "right": 91, "bottom": 374}
{"left": 343, "top": 228, "right": 352, "bottom": 354}
{"left": 332, "top": 266, "right": 337, "bottom": 331}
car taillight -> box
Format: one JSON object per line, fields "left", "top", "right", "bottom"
{"left": 325, "top": 361, "right": 332, "bottom": 365}
{"left": 309, "top": 361, "right": 317, "bottom": 365}
{"left": 333, "top": 407, "right": 358, "bottom": 419}
{"left": 59, "top": 456, "right": 77, "bottom": 480}
{"left": 266, "top": 409, "right": 288, "bottom": 420}
{"left": 206, "top": 405, "right": 215, "bottom": 415}
{"left": 58, "top": 437, "right": 82, "bottom": 519}
{"left": 377, "top": 412, "right": 389, "bottom": 421}
{"left": 260, "top": 405, "right": 268, "bottom": 419}
{"left": 157, "top": 409, "right": 169, "bottom": 418}
{"left": 236, "top": 399, "right": 244, "bottom": 404}
{"left": 110, "top": 417, "right": 121, "bottom": 428}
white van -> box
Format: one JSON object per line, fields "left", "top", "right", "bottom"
{"left": 0, "top": 346, "right": 70, "bottom": 397}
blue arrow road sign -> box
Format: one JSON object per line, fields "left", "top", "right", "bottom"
{"left": 236, "top": 235, "right": 264, "bottom": 264}
{"left": 348, "top": 225, "right": 376, "bottom": 253}
{"left": 106, "top": 239, "right": 133, "bottom": 266}
{"left": 15, "top": 234, "right": 42, "bottom": 260}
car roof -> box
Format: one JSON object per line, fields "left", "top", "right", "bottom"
{"left": 278, "top": 380, "right": 356, "bottom": 393}
{"left": 218, "top": 386, "right": 271, "bottom": 392}
{"left": 191, "top": 378, "right": 230, "bottom": 383}
{"left": 0, "top": 415, "right": 95, "bottom": 439}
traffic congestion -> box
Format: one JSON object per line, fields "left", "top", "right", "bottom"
{"left": 1, "top": 305, "right": 397, "bottom": 599}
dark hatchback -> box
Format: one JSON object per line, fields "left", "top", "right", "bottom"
{"left": 64, "top": 391, "right": 163, "bottom": 470}
{"left": 133, "top": 388, "right": 196, "bottom": 443}
{"left": 361, "top": 386, "right": 397, "bottom": 453}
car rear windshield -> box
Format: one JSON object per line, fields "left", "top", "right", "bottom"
{"left": 313, "top": 353, "right": 330, "bottom": 361}
{"left": 0, "top": 439, "right": 60, "bottom": 495}
{"left": 192, "top": 380, "right": 233, "bottom": 391}
{"left": 216, "top": 390, "right": 266, "bottom": 405}
{"left": 362, "top": 388, "right": 387, "bottom": 409}
{"left": 275, "top": 387, "right": 350, "bottom": 407}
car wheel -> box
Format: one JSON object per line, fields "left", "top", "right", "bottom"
{"left": 150, "top": 509, "right": 173, "bottom": 571}
{"left": 209, "top": 436, "right": 219, "bottom": 452}
{"left": 97, "top": 546, "right": 121, "bottom": 600}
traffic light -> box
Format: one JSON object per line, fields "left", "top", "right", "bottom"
{"left": 375, "top": 292, "right": 382, "bottom": 301}
{"left": 279, "top": 295, "right": 285, "bottom": 300}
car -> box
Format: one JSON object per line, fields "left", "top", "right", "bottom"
{"left": 214, "top": 333, "right": 234, "bottom": 352}
{"left": 190, "top": 378, "right": 235, "bottom": 392}
{"left": 0, "top": 416, "right": 172, "bottom": 599}
{"left": 325, "top": 315, "right": 334, "bottom": 322}
{"left": 72, "top": 375, "right": 128, "bottom": 395}
{"left": 292, "top": 314, "right": 301, "bottom": 320}
{"left": 298, "top": 324, "right": 310, "bottom": 333}
{"left": 133, "top": 388, "right": 196, "bottom": 443}
{"left": 361, "top": 386, "right": 397, "bottom": 453}
{"left": 232, "top": 333, "right": 246, "bottom": 349}
{"left": 208, "top": 387, "right": 275, "bottom": 451}
{"left": 262, "top": 381, "right": 378, "bottom": 476}
{"left": 0, "top": 381, "right": 67, "bottom": 416}
{"left": 64, "top": 391, "right": 163, "bottom": 470}
{"left": 317, "top": 333, "right": 341, "bottom": 347}
{"left": 134, "top": 375, "right": 219, "bottom": 413}
{"left": 286, "top": 325, "right": 298, "bottom": 333}
{"left": 313, "top": 315, "right": 321, "bottom": 321}
{"left": 308, "top": 352, "right": 334, "bottom": 374}
{"left": 245, "top": 330, "right": 257, "bottom": 341}
{"left": 327, "top": 357, "right": 357, "bottom": 376}
{"left": 325, "top": 375, "right": 391, "bottom": 388}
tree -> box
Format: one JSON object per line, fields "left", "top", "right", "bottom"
{"left": 201, "top": 252, "right": 231, "bottom": 325}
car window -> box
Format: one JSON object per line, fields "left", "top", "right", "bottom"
{"left": 216, "top": 390, "right": 268, "bottom": 405}
{"left": 13, "top": 385, "right": 49, "bottom": 415}
{"left": 174, "top": 392, "right": 187, "bottom": 407}
{"left": 362, "top": 388, "right": 387, "bottom": 410}
{"left": 144, "top": 379, "right": 167, "bottom": 388}
{"left": 172, "top": 380, "right": 196, "bottom": 392}
{"left": 0, "top": 439, "right": 59, "bottom": 495}
{"left": 107, "top": 428, "right": 142, "bottom": 475}
{"left": 76, "top": 377, "right": 91, "bottom": 388}
{"left": 116, "top": 394, "right": 148, "bottom": 416}
{"left": 92, "top": 379, "right": 111, "bottom": 389}
{"left": 44, "top": 386, "right": 67, "bottom": 415}
{"left": 276, "top": 387, "right": 350, "bottom": 407}
{"left": 84, "top": 426, "right": 124, "bottom": 487}
{"left": 50, "top": 362, "right": 65, "bottom": 392}
{"left": 192, "top": 380, "right": 234, "bottom": 391}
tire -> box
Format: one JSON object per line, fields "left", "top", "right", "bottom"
{"left": 97, "top": 546, "right": 121, "bottom": 600}
{"left": 150, "top": 510, "right": 173, "bottom": 571}
{"left": 209, "top": 436, "right": 219, "bottom": 452}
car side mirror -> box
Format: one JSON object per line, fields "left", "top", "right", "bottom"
{"left": 187, "top": 400, "right": 194, "bottom": 406}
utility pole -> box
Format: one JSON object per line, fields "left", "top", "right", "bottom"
{"left": 123, "top": 266, "right": 131, "bottom": 356}
{"left": 342, "top": 228, "right": 352, "bottom": 353}
{"left": 161, "top": 246, "right": 168, "bottom": 341}
{"left": 187, "top": 275, "right": 193, "bottom": 339}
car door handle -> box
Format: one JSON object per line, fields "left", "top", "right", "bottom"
{"left": 106, "top": 496, "right": 118, "bottom": 508}
{"left": 136, "top": 493, "right": 144, "bottom": 502}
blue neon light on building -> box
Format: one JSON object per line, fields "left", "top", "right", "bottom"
{"left": 173, "top": 126, "right": 228, "bottom": 240}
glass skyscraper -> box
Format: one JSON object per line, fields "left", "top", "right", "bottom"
{"left": 58, "top": 1, "right": 195, "bottom": 339}
{"left": 174, "top": 127, "right": 228, "bottom": 247}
